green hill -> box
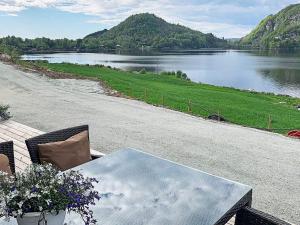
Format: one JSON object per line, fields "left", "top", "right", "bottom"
{"left": 82, "top": 13, "right": 227, "bottom": 50}
{"left": 240, "top": 4, "right": 300, "bottom": 49}
{"left": 84, "top": 29, "right": 108, "bottom": 39}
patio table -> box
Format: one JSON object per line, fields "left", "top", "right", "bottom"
{"left": 2, "top": 148, "right": 252, "bottom": 225}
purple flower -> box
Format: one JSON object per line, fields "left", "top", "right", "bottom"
{"left": 31, "top": 186, "right": 38, "bottom": 193}
{"left": 1, "top": 164, "right": 100, "bottom": 225}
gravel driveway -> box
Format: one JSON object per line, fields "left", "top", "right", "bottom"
{"left": 0, "top": 62, "right": 299, "bottom": 224}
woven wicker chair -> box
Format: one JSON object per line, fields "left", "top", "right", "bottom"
{"left": 235, "top": 206, "right": 292, "bottom": 225}
{"left": 25, "top": 125, "right": 100, "bottom": 164}
{"left": 0, "top": 141, "right": 15, "bottom": 174}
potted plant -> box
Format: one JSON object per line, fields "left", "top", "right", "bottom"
{"left": 0, "top": 164, "right": 100, "bottom": 225}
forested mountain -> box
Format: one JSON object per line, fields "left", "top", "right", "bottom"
{"left": 84, "top": 29, "right": 108, "bottom": 39}
{"left": 240, "top": 4, "right": 300, "bottom": 49}
{"left": 0, "top": 36, "right": 78, "bottom": 53}
{"left": 82, "top": 13, "right": 227, "bottom": 50}
{"left": 0, "top": 13, "right": 227, "bottom": 53}
{"left": 4, "top": 5, "right": 300, "bottom": 53}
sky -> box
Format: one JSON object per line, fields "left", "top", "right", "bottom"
{"left": 0, "top": 0, "right": 300, "bottom": 39}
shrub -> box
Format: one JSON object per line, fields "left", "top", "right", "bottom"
{"left": 176, "top": 70, "right": 183, "bottom": 78}
{"left": 139, "top": 68, "right": 147, "bottom": 74}
{"left": 0, "top": 105, "right": 11, "bottom": 120}
{"left": 181, "top": 73, "right": 187, "bottom": 79}
{"left": 160, "top": 70, "right": 190, "bottom": 81}
{"left": 160, "top": 71, "right": 169, "bottom": 76}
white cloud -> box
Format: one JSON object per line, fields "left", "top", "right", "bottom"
{"left": 1, "top": 0, "right": 300, "bottom": 37}
{"left": 7, "top": 12, "right": 17, "bottom": 16}
{"left": 0, "top": 3, "right": 24, "bottom": 13}
{"left": 179, "top": 20, "right": 252, "bottom": 38}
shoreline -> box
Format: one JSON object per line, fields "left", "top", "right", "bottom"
{"left": 20, "top": 51, "right": 300, "bottom": 99}
{"left": 16, "top": 59, "right": 300, "bottom": 99}
{"left": 10, "top": 59, "right": 299, "bottom": 135}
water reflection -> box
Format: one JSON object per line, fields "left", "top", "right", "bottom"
{"left": 259, "top": 69, "right": 300, "bottom": 86}
{"left": 22, "top": 50, "right": 300, "bottom": 97}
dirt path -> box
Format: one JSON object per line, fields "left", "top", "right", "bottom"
{"left": 0, "top": 61, "right": 299, "bottom": 224}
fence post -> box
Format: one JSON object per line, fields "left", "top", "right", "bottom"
{"left": 188, "top": 99, "right": 192, "bottom": 112}
{"left": 267, "top": 114, "right": 272, "bottom": 130}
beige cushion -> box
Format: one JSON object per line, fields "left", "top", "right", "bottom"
{"left": 0, "top": 154, "right": 12, "bottom": 175}
{"left": 38, "top": 131, "right": 91, "bottom": 171}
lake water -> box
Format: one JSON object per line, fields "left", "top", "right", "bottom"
{"left": 22, "top": 50, "right": 300, "bottom": 97}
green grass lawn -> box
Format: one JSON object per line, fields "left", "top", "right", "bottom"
{"left": 23, "top": 61, "right": 300, "bottom": 134}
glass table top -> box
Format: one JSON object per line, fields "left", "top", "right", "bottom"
{"left": 2, "top": 148, "right": 252, "bottom": 225}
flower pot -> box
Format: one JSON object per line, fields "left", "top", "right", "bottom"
{"left": 17, "top": 210, "right": 66, "bottom": 225}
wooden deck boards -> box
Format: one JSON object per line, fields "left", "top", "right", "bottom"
{"left": 0, "top": 120, "right": 104, "bottom": 172}
{"left": 0, "top": 121, "right": 37, "bottom": 171}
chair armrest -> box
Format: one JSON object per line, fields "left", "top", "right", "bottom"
{"left": 236, "top": 206, "right": 292, "bottom": 225}
{"left": 91, "top": 149, "right": 105, "bottom": 160}
{"left": 91, "top": 154, "right": 101, "bottom": 160}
